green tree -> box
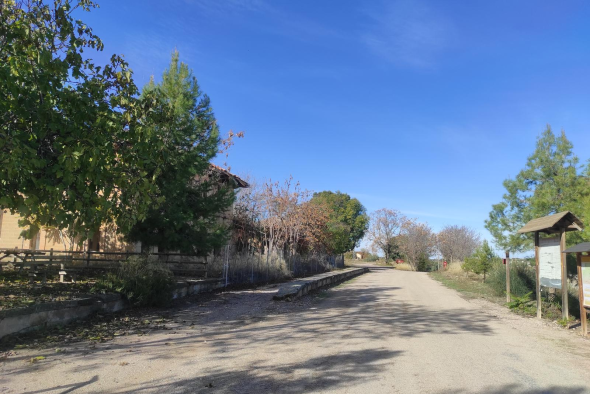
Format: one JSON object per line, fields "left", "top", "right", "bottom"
{"left": 462, "top": 240, "right": 498, "bottom": 282}
{"left": 310, "top": 191, "right": 369, "bottom": 254}
{"left": 485, "top": 126, "right": 587, "bottom": 252}
{"left": 0, "top": 0, "right": 160, "bottom": 239}
{"left": 126, "top": 51, "right": 235, "bottom": 255}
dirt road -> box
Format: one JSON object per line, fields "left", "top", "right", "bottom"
{"left": 2, "top": 267, "right": 590, "bottom": 393}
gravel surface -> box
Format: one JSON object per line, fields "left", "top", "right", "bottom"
{"left": 1, "top": 266, "right": 590, "bottom": 393}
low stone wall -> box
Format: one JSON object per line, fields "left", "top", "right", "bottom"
{"left": 273, "top": 267, "right": 368, "bottom": 301}
{"left": 0, "top": 294, "right": 125, "bottom": 339}
{"left": 0, "top": 278, "right": 224, "bottom": 340}
{"left": 172, "top": 278, "right": 225, "bottom": 299}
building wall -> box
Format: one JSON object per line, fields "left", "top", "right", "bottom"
{"left": 0, "top": 211, "right": 27, "bottom": 249}
{"left": 0, "top": 210, "right": 135, "bottom": 253}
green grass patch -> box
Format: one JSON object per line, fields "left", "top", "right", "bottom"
{"left": 430, "top": 269, "right": 578, "bottom": 321}
{"left": 429, "top": 270, "right": 504, "bottom": 304}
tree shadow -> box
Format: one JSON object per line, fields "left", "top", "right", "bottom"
{"left": 21, "top": 375, "right": 99, "bottom": 394}
{"left": 115, "top": 348, "right": 402, "bottom": 393}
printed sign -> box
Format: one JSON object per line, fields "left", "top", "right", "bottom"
{"left": 582, "top": 256, "right": 590, "bottom": 309}
{"left": 539, "top": 237, "right": 561, "bottom": 289}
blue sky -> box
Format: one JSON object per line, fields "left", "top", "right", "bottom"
{"left": 80, "top": 0, "right": 590, "bottom": 250}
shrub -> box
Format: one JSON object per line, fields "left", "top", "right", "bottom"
{"left": 507, "top": 291, "right": 534, "bottom": 312}
{"left": 487, "top": 261, "right": 536, "bottom": 298}
{"left": 93, "top": 255, "right": 175, "bottom": 307}
{"left": 364, "top": 254, "right": 379, "bottom": 262}
{"left": 462, "top": 240, "right": 497, "bottom": 281}
{"left": 416, "top": 257, "right": 438, "bottom": 272}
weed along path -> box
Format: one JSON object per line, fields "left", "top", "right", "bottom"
{"left": 2, "top": 268, "right": 590, "bottom": 393}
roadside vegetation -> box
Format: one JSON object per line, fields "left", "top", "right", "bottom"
{"left": 431, "top": 259, "right": 582, "bottom": 323}
{"left": 93, "top": 256, "right": 175, "bottom": 307}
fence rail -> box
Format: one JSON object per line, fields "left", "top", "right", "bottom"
{"left": 0, "top": 248, "right": 208, "bottom": 281}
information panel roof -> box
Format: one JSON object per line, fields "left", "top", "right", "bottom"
{"left": 518, "top": 211, "right": 583, "bottom": 234}
{"left": 563, "top": 242, "right": 590, "bottom": 254}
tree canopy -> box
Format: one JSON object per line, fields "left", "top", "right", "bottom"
{"left": 310, "top": 191, "right": 369, "bottom": 254}
{"left": 126, "top": 51, "right": 235, "bottom": 254}
{"left": 485, "top": 126, "right": 587, "bottom": 252}
{"left": 0, "top": 0, "right": 161, "bottom": 239}
{"left": 399, "top": 221, "right": 434, "bottom": 271}
{"left": 462, "top": 240, "right": 498, "bottom": 282}
{"left": 366, "top": 208, "right": 407, "bottom": 262}
{"left": 437, "top": 225, "right": 480, "bottom": 263}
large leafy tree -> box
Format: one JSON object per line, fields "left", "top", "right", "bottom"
{"left": 310, "top": 191, "right": 369, "bottom": 254}
{"left": 126, "top": 51, "right": 235, "bottom": 255}
{"left": 0, "top": 0, "right": 160, "bottom": 239}
{"left": 485, "top": 126, "right": 587, "bottom": 252}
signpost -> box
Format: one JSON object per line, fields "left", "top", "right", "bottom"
{"left": 518, "top": 211, "right": 583, "bottom": 320}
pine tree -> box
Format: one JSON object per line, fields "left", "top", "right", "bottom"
{"left": 462, "top": 240, "right": 497, "bottom": 282}
{"left": 485, "top": 126, "right": 587, "bottom": 252}
{"left": 127, "top": 51, "right": 235, "bottom": 255}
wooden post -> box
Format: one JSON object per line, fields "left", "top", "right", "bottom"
{"left": 506, "top": 250, "right": 511, "bottom": 303}
{"left": 535, "top": 231, "right": 542, "bottom": 318}
{"left": 578, "top": 253, "right": 588, "bottom": 338}
{"left": 560, "top": 228, "right": 568, "bottom": 320}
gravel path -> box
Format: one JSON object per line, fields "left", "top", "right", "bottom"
{"left": 1, "top": 267, "right": 590, "bottom": 393}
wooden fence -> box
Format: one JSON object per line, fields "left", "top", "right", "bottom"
{"left": 0, "top": 248, "right": 208, "bottom": 282}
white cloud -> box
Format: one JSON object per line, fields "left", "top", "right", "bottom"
{"left": 361, "top": 0, "right": 453, "bottom": 68}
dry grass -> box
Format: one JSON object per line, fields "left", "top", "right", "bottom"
{"left": 208, "top": 252, "right": 334, "bottom": 284}
{"left": 446, "top": 261, "right": 464, "bottom": 273}
{"left": 394, "top": 262, "right": 414, "bottom": 271}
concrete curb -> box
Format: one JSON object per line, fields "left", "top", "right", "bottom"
{"left": 0, "top": 294, "right": 126, "bottom": 340}
{"left": 273, "top": 267, "right": 369, "bottom": 301}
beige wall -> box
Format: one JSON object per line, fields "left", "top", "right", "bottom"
{"left": 0, "top": 211, "right": 27, "bottom": 249}
{"left": 0, "top": 210, "right": 135, "bottom": 252}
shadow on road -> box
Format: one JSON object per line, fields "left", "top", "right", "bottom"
{"left": 116, "top": 348, "right": 402, "bottom": 393}
{"left": 21, "top": 375, "right": 99, "bottom": 394}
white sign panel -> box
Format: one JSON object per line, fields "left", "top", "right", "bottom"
{"left": 582, "top": 256, "right": 590, "bottom": 309}
{"left": 539, "top": 236, "right": 561, "bottom": 289}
